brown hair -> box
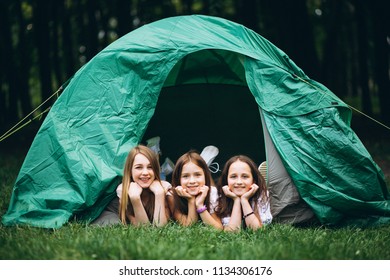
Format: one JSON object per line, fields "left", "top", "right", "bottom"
{"left": 170, "top": 150, "right": 213, "bottom": 214}
{"left": 215, "top": 155, "right": 267, "bottom": 218}
{"left": 119, "top": 145, "right": 161, "bottom": 224}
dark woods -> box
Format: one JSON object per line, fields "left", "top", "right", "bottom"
{"left": 1, "top": 0, "right": 389, "bottom": 141}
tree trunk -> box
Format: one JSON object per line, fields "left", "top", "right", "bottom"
{"left": 16, "top": 0, "right": 32, "bottom": 117}
{"left": 33, "top": 0, "right": 53, "bottom": 102}
{"left": 51, "top": 1, "right": 63, "bottom": 89}
{"left": 235, "top": 0, "right": 259, "bottom": 32}
{"left": 355, "top": 0, "right": 372, "bottom": 115}
{"left": 0, "top": 1, "right": 19, "bottom": 128}
{"left": 86, "top": 0, "right": 99, "bottom": 61}
{"left": 116, "top": 0, "right": 133, "bottom": 37}
{"left": 371, "top": 1, "right": 390, "bottom": 125}
{"left": 62, "top": 0, "right": 76, "bottom": 79}
{"left": 265, "top": 0, "right": 320, "bottom": 80}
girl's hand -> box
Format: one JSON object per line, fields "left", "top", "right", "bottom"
{"left": 149, "top": 181, "right": 165, "bottom": 196}
{"left": 241, "top": 184, "right": 259, "bottom": 200}
{"left": 195, "top": 185, "right": 209, "bottom": 208}
{"left": 128, "top": 182, "right": 143, "bottom": 200}
{"left": 175, "top": 186, "right": 192, "bottom": 199}
{"left": 222, "top": 185, "right": 238, "bottom": 199}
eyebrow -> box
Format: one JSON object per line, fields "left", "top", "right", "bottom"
{"left": 133, "top": 163, "right": 150, "bottom": 167}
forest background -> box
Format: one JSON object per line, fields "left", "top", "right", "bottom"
{"left": 0, "top": 0, "right": 389, "bottom": 148}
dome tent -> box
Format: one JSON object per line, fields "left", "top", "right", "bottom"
{"left": 3, "top": 15, "right": 390, "bottom": 228}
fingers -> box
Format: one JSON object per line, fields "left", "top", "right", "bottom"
{"left": 250, "top": 184, "right": 259, "bottom": 193}
{"left": 195, "top": 185, "right": 209, "bottom": 204}
{"left": 129, "top": 182, "right": 142, "bottom": 190}
{"left": 128, "top": 182, "right": 143, "bottom": 198}
{"left": 149, "top": 181, "right": 165, "bottom": 195}
{"left": 222, "top": 185, "right": 230, "bottom": 194}
{"left": 199, "top": 185, "right": 209, "bottom": 194}
{"left": 222, "top": 185, "right": 237, "bottom": 199}
{"left": 242, "top": 184, "right": 259, "bottom": 199}
{"left": 175, "top": 186, "right": 191, "bottom": 198}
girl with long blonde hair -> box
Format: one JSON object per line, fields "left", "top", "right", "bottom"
{"left": 118, "top": 145, "right": 171, "bottom": 226}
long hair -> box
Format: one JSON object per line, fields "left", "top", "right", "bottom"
{"left": 215, "top": 155, "right": 267, "bottom": 218}
{"left": 119, "top": 145, "right": 161, "bottom": 224}
{"left": 170, "top": 150, "right": 213, "bottom": 214}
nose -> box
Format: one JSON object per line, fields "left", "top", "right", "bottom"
{"left": 188, "top": 175, "right": 196, "bottom": 183}
{"left": 141, "top": 167, "right": 149, "bottom": 174}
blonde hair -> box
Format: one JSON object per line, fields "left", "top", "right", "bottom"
{"left": 119, "top": 145, "right": 161, "bottom": 224}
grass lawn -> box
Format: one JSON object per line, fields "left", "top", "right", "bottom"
{"left": 1, "top": 130, "right": 390, "bottom": 260}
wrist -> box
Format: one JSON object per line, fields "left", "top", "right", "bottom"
{"left": 195, "top": 201, "right": 205, "bottom": 208}
{"left": 243, "top": 211, "right": 254, "bottom": 219}
{"left": 153, "top": 191, "right": 165, "bottom": 198}
{"left": 130, "top": 196, "right": 142, "bottom": 204}
{"left": 196, "top": 205, "right": 207, "bottom": 214}
{"left": 129, "top": 194, "right": 141, "bottom": 201}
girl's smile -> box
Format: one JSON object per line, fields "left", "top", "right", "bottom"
{"left": 180, "top": 161, "right": 206, "bottom": 196}
{"left": 227, "top": 160, "right": 253, "bottom": 196}
{"left": 132, "top": 154, "right": 155, "bottom": 188}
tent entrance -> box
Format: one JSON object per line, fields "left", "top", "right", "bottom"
{"left": 142, "top": 83, "right": 266, "bottom": 170}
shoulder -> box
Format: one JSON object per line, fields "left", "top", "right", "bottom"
{"left": 210, "top": 186, "right": 218, "bottom": 197}
{"left": 255, "top": 195, "right": 273, "bottom": 225}
{"left": 116, "top": 183, "right": 123, "bottom": 198}
{"left": 161, "top": 180, "right": 172, "bottom": 195}
{"left": 209, "top": 186, "right": 219, "bottom": 206}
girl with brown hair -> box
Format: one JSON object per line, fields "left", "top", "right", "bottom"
{"left": 215, "top": 155, "right": 272, "bottom": 231}
{"left": 167, "top": 151, "right": 222, "bottom": 229}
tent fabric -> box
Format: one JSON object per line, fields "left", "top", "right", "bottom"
{"left": 260, "top": 112, "right": 316, "bottom": 224}
{"left": 262, "top": 107, "right": 390, "bottom": 227}
{"left": 2, "top": 15, "right": 390, "bottom": 229}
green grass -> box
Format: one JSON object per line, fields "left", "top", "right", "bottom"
{"left": 1, "top": 145, "right": 390, "bottom": 260}
{"left": 1, "top": 222, "right": 390, "bottom": 260}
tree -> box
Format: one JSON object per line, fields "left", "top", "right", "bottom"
{"left": 0, "top": 1, "right": 19, "bottom": 129}
{"left": 371, "top": 1, "right": 390, "bottom": 124}
{"left": 261, "top": 0, "right": 321, "bottom": 80}
{"left": 33, "top": 0, "right": 53, "bottom": 102}
{"left": 355, "top": 0, "right": 372, "bottom": 116}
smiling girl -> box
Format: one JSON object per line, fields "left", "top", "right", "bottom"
{"left": 118, "top": 145, "right": 171, "bottom": 226}
{"left": 167, "top": 151, "right": 222, "bottom": 229}
{"left": 215, "top": 155, "right": 272, "bottom": 231}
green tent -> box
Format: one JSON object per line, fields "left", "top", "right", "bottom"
{"left": 2, "top": 15, "right": 390, "bottom": 229}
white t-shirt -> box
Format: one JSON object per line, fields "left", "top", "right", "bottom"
{"left": 209, "top": 187, "right": 273, "bottom": 226}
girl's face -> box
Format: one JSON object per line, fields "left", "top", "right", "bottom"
{"left": 180, "top": 161, "right": 206, "bottom": 196}
{"left": 132, "top": 153, "right": 155, "bottom": 188}
{"left": 227, "top": 160, "right": 253, "bottom": 197}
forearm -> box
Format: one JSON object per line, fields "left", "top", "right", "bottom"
{"left": 224, "top": 198, "right": 242, "bottom": 232}
{"left": 176, "top": 199, "right": 198, "bottom": 226}
{"left": 184, "top": 200, "right": 200, "bottom": 226}
{"left": 241, "top": 199, "right": 262, "bottom": 230}
{"left": 153, "top": 194, "right": 169, "bottom": 227}
{"left": 199, "top": 211, "right": 223, "bottom": 230}
{"left": 130, "top": 198, "right": 150, "bottom": 226}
